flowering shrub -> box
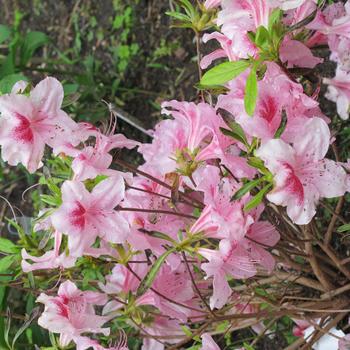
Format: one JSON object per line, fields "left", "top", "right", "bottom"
{"left": 1, "top": 1, "right": 350, "bottom": 349}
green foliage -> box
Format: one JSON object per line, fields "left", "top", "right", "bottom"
{"left": 244, "top": 68, "right": 258, "bottom": 116}
{"left": 136, "top": 248, "right": 176, "bottom": 297}
{"left": 200, "top": 60, "right": 250, "bottom": 86}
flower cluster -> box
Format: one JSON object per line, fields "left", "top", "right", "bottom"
{"left": 1, "top": 1, "right": 350, "bottom": 349}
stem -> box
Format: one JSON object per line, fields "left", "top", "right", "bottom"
{"left": 303, "top": 225, "right": 334, "bottom": 291}
{"left": 181, "top": 252, "right": 216, "bottom": 317}
{"left": 324, "top": 197, "right": 344, "bottom": 245}
{"left": 114, "top": 158, "right": 204, "bottom": 208}
{"left": 117, "top": 206, "right": 196, "bottom": 220}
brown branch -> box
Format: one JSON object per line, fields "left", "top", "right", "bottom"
{"left": 324, "top": 197, "right": 344, "bottom": 245}
{"left": 303, "top": 225, "right": 334, "bottom": 291}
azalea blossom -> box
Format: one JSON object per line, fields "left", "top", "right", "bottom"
{"left": 324, "top": 67, "right": 350, "bottom": 120}
{"left": 204, "top": 0, "right": 221, "bottom": 10}
{"left": 51, "top": 175, "right": 130, "bottom": 256}
{"left": 37, "top": 280, "right": 109, "bottom": 348}
{"left": 139, "top": 101, "right": 225, "bottom": 176}
{"left": 268, "top": 0, "right": 316, "bottom": 11}
{"left": 21, "top": 231, "right": 76, "bottom": 272}
{"left": 199, "top": 239, "right": 256, "bottom": 309}
{"left": 256, "top": 118, "right": 347, "bottom": 224}
{"left": 200, "top": 333, "right": 220, "bottom": 350}
{"left": 0, "top": 77, "right": 81, "bottom": 172}
{"left": 279, "top": 37, "right": 323, "bottom": 68}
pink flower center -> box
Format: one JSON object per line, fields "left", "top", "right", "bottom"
{"left": 70, "top": 201, "right": 86, "bottom": 229}
{"left": 259, "top": 95, "right": 278, "bottom": 123}
{"left": 13, "top": 113, "right": 34, "bottom": 143}
{"left": 283, "top": 163, "right": 304, "bottom": 205}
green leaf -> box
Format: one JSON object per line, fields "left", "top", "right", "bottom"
{"left": 247, "top": 157, "right": 268, "bottom": 172}
{"left": 0, "top": 255, "right": 16, "bottom": 273}
{"left": 20, "top": 31, "right": 49, "bottom": 65}
{"left": 12, "top": 307, "right": 40, "bottom": 350}
{"left": 0, "top": 25, "right": 11, "bottom": 45}
{"left": 244, "top": 68, "right": 258, "bottom": 116}
{"left": 200, "top": 60, "right": 250, "bottom": 86}
{"left": 220, "top": 126, "right": 248, "bottom": 148}
{"left": 0, "top": 238, "right": 19, "bottom": 254}
{"left": 244, "top": 184, "right": 272, "bottom": 212}
{"left": 255, "top": 26, "right": 270, "bottom": 49}
{"left": 0, "top": 73, "right": 27, "bottom": 94}
{"left": 165, "top": 11, "right": 191, "bottom": 22}
{"left": 274, "top": 110, "right": 287, "bottom": 138}
{"left": 244, "top": 343, "right": 255, "bottom": 350}
{"left": 337, "top": 224, "right": 350, "bottom": 233}
{"left": 268, "top": 9, "right": 282, "bottom": 32}
{"left": 225, "top": 120, "right": 248, "bottom": 146}
{"left": 136, "top": 248, "right": 176, "bottom": 297}
{"left": 231, "top": 177, "right": 265, "bottom": 201}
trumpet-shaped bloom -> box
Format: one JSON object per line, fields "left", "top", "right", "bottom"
{"left": 268, "top": 0, "right": 316, "bottom": 10}
{"left": 256, "top": 118, "right": 347, "bottom": 224}
{"left": 324, "top": 67, "right": 350, "bottom": 120}
{"left": 37, "top": 280, "right": 109, "bottom": 348}
{"left": 204, "top": 0, "right": 221, "bottom": 9}
{"left": 200, "top": 333, "right": 220, "bottom": 350}
{"left": 51, "top": 176, "right": 129, "bottom": 257}
{"left": 280, "top": 37, "right": 323, "bottom": 68}
{"left": 0, "top": 77, "right": 80, "bottom": 172}
{"left": 139, "top": 101, "right": 225, "bottom": 175}
{"left": 21, "top": 231, "right": 76, "bottom": 272}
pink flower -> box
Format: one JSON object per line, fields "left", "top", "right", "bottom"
{"left": 37, "top": 280, "right": 109, "bottom": 348}
{"left": 21, "top": 231, "right": 76, "bottom": 272}
{"left": 51, "top": 175, "right": 129, "bottom": 257}
{"left": 216, "top": 0, "right": 271, "bottom": 58}
{"left": 200, "top": 32, "right": 237, "bottom": 69}
{"left": 199, "top": 240, "right": 256, "bottom": 309}
{"left": 139, "top": 101, "right": 224, "bottom": 175}
{"left": 268, "top": 0, "right": 316, "bottom": 11}
{"left": 0, "top": 77, "right": 80, "bottom": 172}
{"left": 280, "top": 37, "right": 323, "bottom": 68}
{"left": 339, "top": 334, "right": 350, "bottom": 350}
{"left": 324, "top": 67, "right": 350, "bottom": 120}
{"left": 141, "top": 317, "right": 183, "bottom": 350}
{"left": 200, "top": 333, "right": 220, "bottom": 350}
{"left": 204, "top": 0, "right": 221, "bottom": 9}
{"left": 308, "top": 2, "right": 350, "bottom": 39}
{"left": 190, "top": 166, "right": 253, "bottom": 242}
{"left": 256, "top": 118, "right": 347, "bottom": 224}
{"left": 141, "top": 265, "right": 196, "bottom": 322}
{"left": 217, "top": 62, "right": 325, "bottom": 143}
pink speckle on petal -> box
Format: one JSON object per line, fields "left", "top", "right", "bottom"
{"left": 13, "top": 113, "right": 34, "bottom": 143}
{"left": 70, "top": 202, "right": 86, "bottom": 229}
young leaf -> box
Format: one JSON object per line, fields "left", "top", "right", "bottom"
{"left": 337, "top": 224, "right": 350, "bottom": 233}
{"left": 244, "top": 184, "right": 272, "bottom": 212}
{"left": 231, "top": 177, "right": 265, "bottom": 201}
{"left": 200, "top": 60, "right": 250, "bottom": 86}
{"left": 12, "top": 307, "right": 40, "bottom": 350}
{"left": 136, "top": 248, "right": 176, "bottom": 297}
{"left": 0, "top": 255, "right": 17, "bottom": 273}
{"left": 20, "top": 31, "right": 49, "bottom": 66}
{"left": 255, "top": 26, "right": 270, "bottom": 50}
{"left": 219, "top": 126, "right": 248, "bottom": 148}
{"left": 244, "top": 68, "right": 258, "bottom": 116}
{"left": 268, "top": 9, "right": 282, "bottom": 32}
{"left": 0, "top": 73, "right": 27, "bottom": 94}
{"left": 0, "top": 25, "right": 11, "bottom": 45}
{"left": 274, "top": 110, "right": 287, "bottom": 138}
{"left": 0, "top": 238, "right": 20, "bottom": 254}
